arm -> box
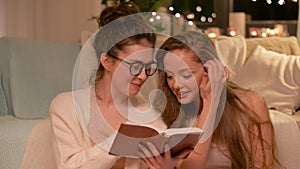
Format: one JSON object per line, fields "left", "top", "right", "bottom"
{"left": 50, "top": 93, "right": 120, "bottom": 169}
{"left": 178, "top": 58, "right": 226, "bottom": 168}
{"left": 177, "top": 93, "right": 212, "bottom": 169}
{"left": 139, "top": 143, "right": 193, "bottom": 169}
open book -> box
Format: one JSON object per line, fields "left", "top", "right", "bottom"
{"left": 109, "top": 123, "right": 204, "bottom": 158}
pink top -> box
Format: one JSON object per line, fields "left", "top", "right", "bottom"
{"left": 205, "top": 143, "right": 231, "bottom": 169}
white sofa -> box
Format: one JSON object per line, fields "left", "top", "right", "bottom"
{"left": 0, "top": 35, "right": 299, "bottom": 169}
{"left": 0, "top": 37, "right": 80, "bottom": 169}
{"left": 214, "top": 35, "right": 300, "bottom": 169}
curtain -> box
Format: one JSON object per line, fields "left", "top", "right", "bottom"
{"left": 0, "top": 0, "right": 5, "bottom": 38}
{"left": 1, "top": 0, "right": 103, "bottom": 43}
{"left": 297, "top": 0, "right": 300, "bottom": 45}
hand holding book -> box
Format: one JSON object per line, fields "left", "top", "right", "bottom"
{"left": 109, "top": 123, "right": 204, "bottom": 158}
{"left": 138, "top": 141, "right": 194, "bottom": 168}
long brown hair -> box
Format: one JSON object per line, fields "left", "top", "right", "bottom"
{"left": 156, "top": 31, "right": 285, "bottom": 169}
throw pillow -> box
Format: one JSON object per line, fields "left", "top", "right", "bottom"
{"left": 234, "top": 45, "right": 300, "bottom": 115}
{"left": 245, "top": 36, "right": 300, "bottom": 59}
{"left": 214, "top": 35, "right": 247, "bottom": 79}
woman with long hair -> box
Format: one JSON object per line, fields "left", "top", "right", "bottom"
{"left": 140, "top": 30, "right": 285, "bottom": 169}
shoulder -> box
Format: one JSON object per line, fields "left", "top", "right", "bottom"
{"left": 49, "top": 91, "right": 75, "bottom": 122}
{"left": 240, "top": 90, "right": 270, "bottom": 121}
{"left": 50, "top": 92, "right": 73, "bottom": 113}
{"left": 50, "top": 88, "right": 91, "bottom": 114}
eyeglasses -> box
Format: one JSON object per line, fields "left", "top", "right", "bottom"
{"left": 109, "top": 54, "right": 158, "bottom": 76}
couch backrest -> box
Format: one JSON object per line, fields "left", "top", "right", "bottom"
{"left": 245, "top": 36, "right": 300, "bottom": 59}
{"left": 0, "top": 37, "right": 80, "bottom": 119}
{"left": 215, "top": 35, "right": 300, "bottom": 115}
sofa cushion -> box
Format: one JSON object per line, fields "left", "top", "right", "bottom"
{"left": 245, "top": 36, "right": 300, "bottom": 59}
{"left": 0, "top": 71, "right": 8, "bottom": 116}
{"left": 214, "top": 35, "right": 247, "bottom": 79}
{"left": 269, "top": 110, "right": 300, "bottom": 169}
{"left": 234, "top": 46, "right": 300, "bottom": 114}
{"left": 0, "top": 116, "right": 38, "bottom": 169}
{"left": 21, "top": 119, "right": 55, "bottom": 169}
{"left": 0, "top": 37, "right": 80, "bottom": 119}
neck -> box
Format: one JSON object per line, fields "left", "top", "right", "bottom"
{"left": 95, "top": 76, "right": 129, "bottom": 108}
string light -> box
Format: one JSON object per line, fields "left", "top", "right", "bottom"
{"left": 169, "top": 1, "right": 215, "bottom": 23}
{"left": 196, "top": 6, "right": 202, "bottom": 12}
{"left": 186, "top": 13, "right": 195, "bottom": 20}
{"left": 251, "top": 0, "right": 297, "bottom": 4}
{"left": 200, "top": 16, "right": 206, "bottom": 22}
{"left": 211, "top": 13, "right": 217, "bottom": 18}
{"left": 266, "top": 0, "right": 272, "bottom": 4}
{"left": 188, "top": 21, "right": 194, "bottom": 25}
{"left": 207, "top": 17, "right": 214, "bottom": 23}
{"left": 175, "top": 13, "right": 181, "bottom": 18}
{"left": 278, "top": 0, "right": 285, "bottom": 5}
{"left": 149, "top": 18, "right": 154, "bottom": 22}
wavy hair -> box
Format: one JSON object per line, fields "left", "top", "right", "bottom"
{"left": 155, "top": 31, "right": 285, "bottom": 169}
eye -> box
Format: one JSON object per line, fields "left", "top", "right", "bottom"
{"left": 183, "top": 75, "right": 192, "bottom": 79}
{"left": 182, "top": 73, "right": 193, "bottom": 79}
{"left": 166, "top": 73, "right": 173, "bottom": 79}
{"left": 131, "top": 62, "right": 143, "bottom": 70}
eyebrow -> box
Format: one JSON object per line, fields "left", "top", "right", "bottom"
{"left": 128, "top": 59, "right": 156, "bottom": 64}
{"left": 164, "top": 68, "right": 192, "bottom": 74}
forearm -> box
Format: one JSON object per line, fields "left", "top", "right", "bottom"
{"left": 50, "top": 111, "right": 120, "bottom": 168}
{"left": 54, "top": 144, "right": 120, "bottom": 169}
{"left": 196, "top": 99, "right": 211, "bottom": 128}
{"left": 177, "top": 137, "right": 212, "bottom": 169}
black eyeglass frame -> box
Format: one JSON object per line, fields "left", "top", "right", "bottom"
{"left": 108, "top": 53, "right": 158, "bottom": 76}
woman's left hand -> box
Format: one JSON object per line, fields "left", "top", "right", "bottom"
{"left": 138, "top": 142, "right": 192, "bottom": 169}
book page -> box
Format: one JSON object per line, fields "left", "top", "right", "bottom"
{"left": 163, "top": 127, "right": 204, "bottom": 157}
{"left": 163, "top": 127, "right": 204, "bottom": 136}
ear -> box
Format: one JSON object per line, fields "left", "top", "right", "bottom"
{"left": 100, "top": 53, "right": 114, "bottom": 71}
{"left": 224, "top": 66, "right": 230, "bottom": 80}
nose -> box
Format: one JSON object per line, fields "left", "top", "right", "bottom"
{"left": 136, "top": 69, "right": 148, "bottom": 81}
{"left": 173, "top": 78, "right": 183, "bottom": 91}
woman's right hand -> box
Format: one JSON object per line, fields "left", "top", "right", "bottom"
{"left": 197, "top": 58, "right": 226, "bottom": 141}
{"left": 138, "top": 142, "right": 192, "bottom": 169}
{"left": 200, "top": 58, "right": 226, "bottom": 102}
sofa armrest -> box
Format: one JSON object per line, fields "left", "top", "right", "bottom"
{"left": 269, "top": 110, "right": 300, "bottom": 169}
{"left": 292, "top": 110, "right": 300, "bottom": 129}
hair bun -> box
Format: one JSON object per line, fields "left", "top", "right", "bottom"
{"left": 97, "top": 2, "right": 140, "bottom": 27}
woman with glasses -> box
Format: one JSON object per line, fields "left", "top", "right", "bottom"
{"left": 49, "top": 2, "right": 187, "bottom": 169}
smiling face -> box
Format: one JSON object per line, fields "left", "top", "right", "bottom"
{"left": 112, "top": 39, "right": 155, "bottom": 96}
{"left": 163, "top": 48, "right": 205, "bottom": 104}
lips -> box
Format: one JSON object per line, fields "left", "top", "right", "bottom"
{"left": 130, "top": 82, "right": 142, "bottom": 89}
{"left": 176, "top": 91, "right": 190, "bottom": 99}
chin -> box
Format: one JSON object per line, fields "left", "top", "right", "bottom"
{"left": 128, "top": 89, "right": 140, "bottom": 96}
